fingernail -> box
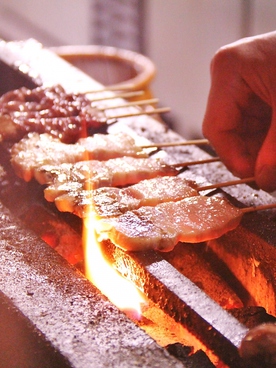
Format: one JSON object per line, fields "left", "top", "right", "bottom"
{"left": 257, "top": 165, "right": 276, "bottom": 192}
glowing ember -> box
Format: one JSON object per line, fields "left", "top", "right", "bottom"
{"left": 83, "top": 214, "right": 145, "bottom": 317}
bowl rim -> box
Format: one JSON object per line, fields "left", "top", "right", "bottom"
{"left": 50, "top": 45, "right": 156, "bottom": 90}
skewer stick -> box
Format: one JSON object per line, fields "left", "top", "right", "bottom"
{"left": 85, "top": 84, "right": 135, "bottom": 94}
{"left": 197, "top": 177, "right": 276, "bottom": 214}
{"left": 107, "top": 107, "right": 171, "bottom": 120}
{"left": 198, "top": 177, "right": 255, "bottom": 191}
{"left": 90, "top": 90, "right": 145, "bottom": 102}
{"left": 241, "top": 203, "right": 276, "bottom": 214}
{"left": 172, "top": 157, "right": 220, "bottom": 167}
{"left": 7, "top": 106, "right": 168, "bottom": 125}
{"left": 98, "top": 98, "right": 159, "bottom": 111}
{"left": 141, "top": 138, "right": 209, "bottom": 149}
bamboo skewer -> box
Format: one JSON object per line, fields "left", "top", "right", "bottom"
{"left": 241, "top": 203, "right": 276, "bottom": 213}
{"left": 85, "top": 84, "right": 135, "bottom": 94}
{"left": 141, "top": 138, "right": 209, "bottom": 149}
{"left": 106, "top": 106, "right": 171, "bottom": 121}
{"left": 196, "top": 177, "right": 276, "bottom": 214}
{"left": 97, "top": 98, "right": 159, "bottom": 111}
{"left": 198, "top": 177, "right": 256, "bottom": 192}
{"left": 172, "top": 157, "right": 220, "bottom": 167}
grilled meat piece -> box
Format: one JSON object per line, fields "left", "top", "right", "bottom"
{"left": 37, "top": 157, "right": 178, "bottom": 201}
{"left": 0, "top": 85, "right": 112, "bottom": 143}
{"left": 96, "top": 195, "right": 242, "bottom": 252}
{"left": 54, "top": 176, "right": 199, "bottom": 218}
{"left": 11, "top": 132, "right": 148, "bottom": 181}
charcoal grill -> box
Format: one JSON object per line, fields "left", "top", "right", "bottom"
{"left": 0, "top": 38, "right": 276, "bottom": 368}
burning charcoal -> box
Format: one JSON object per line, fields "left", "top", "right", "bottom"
{"left": 166, "top": 343, "right": 215, "bottom": 367}
{"left": 20, "top": 204, "right": 83, "bottom": 265}
{"left": 229, "top": 306, "right": 276, "bottom": 329}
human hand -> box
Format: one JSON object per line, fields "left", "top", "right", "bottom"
{"left": 202, "top": 31, "right": 276, "bottom": 192}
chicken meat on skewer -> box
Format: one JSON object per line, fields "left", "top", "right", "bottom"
{"left": 11, "top": 132, "right": 149, "bottom": 181}
{"left": 34, "top": 156, "right": 179, "bottom": 201}
{"left": 55, "top": 175, "right": 199, "bottom": 218}
{"left": 96, "top": 195, "right": 243, "bottom": 252}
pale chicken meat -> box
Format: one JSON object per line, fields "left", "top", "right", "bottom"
{"left": 54, "top": 176, "right": 199, "bottom": 218}
{"left": 96, "top": 195, "right": 242, "bottom": 252}
{"left": 11, "top": 133, "right": 86, "bottom": 182}
{"left": 77, "top": 132, "right": 148, "bottom": 160}
{"left": 11, "top": 132, "right": 148, "bottom": 182}
{"left": 38, "top": 157, "right": 178, "bottom": 202}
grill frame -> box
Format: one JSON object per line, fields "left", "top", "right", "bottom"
{"left": 0, "top": 38, "right": 276, "bottom": 367}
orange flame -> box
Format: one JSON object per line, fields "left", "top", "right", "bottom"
{"left": 83, "top": 214, "right": 145, "bottom": 318}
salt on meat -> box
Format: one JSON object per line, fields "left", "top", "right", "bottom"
{"left": 54, "top": 176, "right": 199, "bottom": 218}
{"left": 96, "top": 195, "right": 242, "bottom": 252}
{"left": 38, "top": 157, "right": 178, "bottom": 201}
{"left": 11, "top": 132, "right": 148, "bottom": 182}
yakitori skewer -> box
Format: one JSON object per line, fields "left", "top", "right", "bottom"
{"left": 96, "top": 186, "right": 276, "bottom": 253}
{"left": 11, "top": 132, "right": 222, "bottom": 183}
{"left": 9, "top": 107, "right": 171, "bottom": 124}
{"left": 97, "top": 98, "right": 159, "bottom": 110}
{"left": 40, "top": 164, "right": 257, "bottom": 201}
{"left": 52, "top": 175, "right": 260, "bottom": 220}
{"left": 0, "top": 84, "right": 164, "bottom": 143}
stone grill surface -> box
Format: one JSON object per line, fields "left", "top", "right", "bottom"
{"left": 0, "top": 39, "right": 276, "bottom": 368}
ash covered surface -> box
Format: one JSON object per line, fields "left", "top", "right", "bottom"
{"left": 0, "top": 201, "right": 185, "bottom": 368}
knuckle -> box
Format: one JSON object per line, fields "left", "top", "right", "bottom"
{"left": 211, "top": 45, "right": 240, "bottom": 72}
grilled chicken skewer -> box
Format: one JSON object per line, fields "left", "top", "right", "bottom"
{"left": 55, "top": 174, "right": 255, "bottom": 219}
{"left": 10, "top": 131, "right": 215, "bottom": 182}
{"left": 0, "top": 85, "right": 165, "bottom": 143}
{"left": 96, "top": 195, "right": 243, "bottom": 252}
{"left": 55, "top": 176, "right": 199, "bottom": 218}
{"left": 54, "top": 176, "right": 256, "bottom": 219}
{"left": 11, "top": 132, "right": 149, "bottom": 181}
{"left": 10, "top": 130, "right": 254, "bottom": 214}
{"left": 38, "top": 156, "right": 179, "bottom": 201}
{"left": 96, "top": 196, "right": 276, "bottom": 253}
{"left": 28, "top": 155, "right": 227, "bottom": 203}
{"left": 0, "top": 85, "right": 106, "bottom": 143}
{"left": 36, "top": 156, "right": 221, "bottom": 204}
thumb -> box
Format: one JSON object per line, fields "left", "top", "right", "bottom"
{"left": 255, "top": 111, "right": 276, "bottom": 192}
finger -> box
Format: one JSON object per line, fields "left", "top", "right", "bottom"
{"left": 203, "top": 48, "right": 259, "bottom": 178}
{"left": 203, "top": 96, "right": 256, "bottom": 179}
{"left": 255, "top": 110, "right": 276, "bottom": 191}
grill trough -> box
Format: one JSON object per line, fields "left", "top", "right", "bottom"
{"left": 0, "top": 39, "right": 276, "bottom": 368}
